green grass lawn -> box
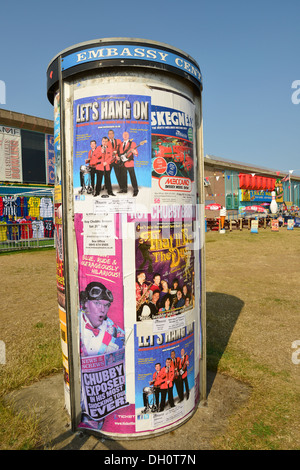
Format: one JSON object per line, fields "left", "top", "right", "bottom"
{"left": 0, "top": 228, "right": 299, "bottom": 449}
{"left": 205, "top": 228, "right": 300, "bottom": 449}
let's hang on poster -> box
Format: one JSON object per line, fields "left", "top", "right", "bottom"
{"left": 134, "top": 323, "right": 195, "bottom": 433}
{"left": 73, "top": 93, "right": 151, "bottom": 193}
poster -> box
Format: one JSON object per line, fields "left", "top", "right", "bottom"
{"left": 58, "top": 306, "right": 70, "bottom": 413}
{"left": 0, "top": 126, "right": 23, "bottom": 182}
{"left": 271, "top": 219, "right": 279, "bottom": 232}
{"left": 151, "top": 103, "right": 196, "bottom": 205}
{"left": 80, "top": 351, "right": 127, "bottom": 424}
{"left": 250, "top": 219, "right": 258, "bottom": 233}
{"left": 74, "top": 168, "right": 133, "bottom": 431}
{"left": 53, "top": 93, "right": 65, "bottom": 307}
{"left": 132, "top": 207, "right": 195, "bottom": 324}
{"left": 54, "top": 91, "right": 70, "bottom": 413}
{"left": 54, "top": 93, "right": 61, "bottom": 186}
{"left": 54, "top": 190, "right": 65, "bottom": 308}
{"left": 134, "top": 322, "right": 195, "bottom": 433}
{"left": 45, "top": 134, "right": 55, "bottom": 185}
{"left": 73, "top": 93, "right": 151, "bottom": 215}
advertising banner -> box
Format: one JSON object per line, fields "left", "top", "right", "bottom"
{"left": 241, "top": 189, "right": 272, "bottom": 202}
{"left": 0, "top": 126, "right": 23, "bottom": 182}
{"left": 45, "top": 134, "right": 55, "bottom": 185}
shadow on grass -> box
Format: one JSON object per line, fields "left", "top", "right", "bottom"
{"left": 206, "top": 292, "right": 245, "bottom": 395}
{"left": 44, "top": 429, "right": 129, "bottom": 451}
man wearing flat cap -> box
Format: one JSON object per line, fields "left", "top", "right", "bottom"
{"left": 79, "top": 281, "right": 125, "bottom": 357}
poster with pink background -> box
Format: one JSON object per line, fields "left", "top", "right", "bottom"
{"left": 74, "top": 213, "right": 135, "bottom": 433}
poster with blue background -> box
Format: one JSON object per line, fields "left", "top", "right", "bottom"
{"left": 134, "top": 323, "right": 194, "bottom": 431}
{"left": 73, "top": 94, "right": 151, "bottom": 190}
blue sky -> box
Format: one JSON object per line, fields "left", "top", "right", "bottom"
{"left": 1, "top": 0, "right": 299, "bottom": 174}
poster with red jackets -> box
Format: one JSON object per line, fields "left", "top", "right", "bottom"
{"left": 73, "top": 93, "right": 151, "bottom": 215}
{"left": 134, "top": 322, "right": 195, "bottom": 433}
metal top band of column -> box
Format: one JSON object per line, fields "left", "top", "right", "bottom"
{"left": 47, "top": 38, "right": 203, "bottom": 104}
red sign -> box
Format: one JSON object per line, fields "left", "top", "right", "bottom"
{"left": 244, "top": 205, "right": 266, "bottom": 213}
{"left": 205, "top": 204, "right": 221, "bottom": 210}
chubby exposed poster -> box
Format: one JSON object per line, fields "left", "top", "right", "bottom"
{"left": 134, "top": 322, "right": 195, "bottom": 432}
{"left": 79, "top": 352, "right": 127, "bottom": 424}
{"left": 74, "top": 212, "right": 134, "bottom": 432}
{"left": 73, "top": 93, "right": 151, "bottom": 215}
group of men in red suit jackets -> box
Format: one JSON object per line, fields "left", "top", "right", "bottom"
{"left": 142, "top": 348, "right": 190, "bottom": 413}
{"left": 85, "top": 129, "right": 139, "bottom": 197}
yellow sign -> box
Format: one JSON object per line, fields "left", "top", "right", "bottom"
{"left": 240, "top": 189, "right": 272, "bottom": 202}
{"left": 54, "top": 184, "right": 62, "bottom": 203}
{"left": 275, "top": 179, "right": 283, "bottom": 203}
{"left": 241, "top": 189, "right": 250, "bottom": 201}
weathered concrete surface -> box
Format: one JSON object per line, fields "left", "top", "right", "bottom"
{"left": 5, "top": 370, "right": 251, "bottom": 450}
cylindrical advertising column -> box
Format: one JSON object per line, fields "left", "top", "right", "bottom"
{"left": 47, "top": 38, "right": 205, "bottom": 439}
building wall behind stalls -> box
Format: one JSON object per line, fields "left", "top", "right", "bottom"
{"left": 224, "top": 170, "right": 239, "bottom": 214}
{"left": 284, "top": 180, "right": 300, "bottom": 207}
{"left": 293, "top": 183, "right": 300, "bottom": 207}
{"left": 204, "top": 156, "right": 300, "bottom": 217}
{"left": 0, "top": 110, "right": 54, "bottom": 186}
{"left": 204, "top": 167, "right": 225, "bottom": 218}
{"left": 21, "top": 130, "right": 47, "bottom": 184}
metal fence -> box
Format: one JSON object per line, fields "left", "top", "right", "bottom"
{"left": 0, "top": 222, "right": 55, "bottom": 252}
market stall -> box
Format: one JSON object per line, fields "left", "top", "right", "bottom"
{"left": 0, "top": 188, "right": 54, "bottom": 251}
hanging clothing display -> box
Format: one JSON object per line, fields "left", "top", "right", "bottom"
{"left": 32, "top": 219, "right": 44, "bottom": 239}
{"left": 40, "top": 197, "right": 53, "bottom": 218}
{"left": 16, "top": 196, "right": 29, "bottom": 217}
{"left": 7, "top": 220, "right": 21, "bottom": 241}
{"left": 43, "top": 218, "right": 55, "bottom": 238}
{"left": 0, "top": 220, "right": 7, "bottom": 241}
{"left": 19, "top": 218, "right": 33, "bottom": 239}
{"left": 28, "top": 196, "right": 41, "bottom": 218}
{"left": 0, "top": 192, "right": 54, "bottom": 249}
{"left": 3, "top": 196, "right": 17, "bottom": 217}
